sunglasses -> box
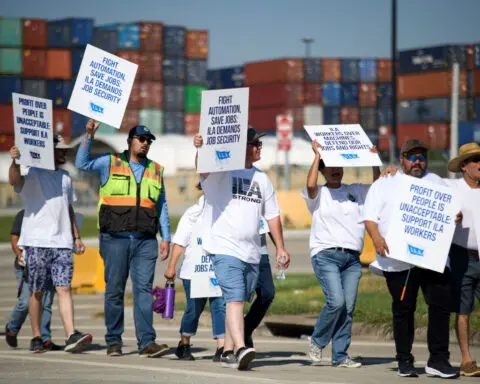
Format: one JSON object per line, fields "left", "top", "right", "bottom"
{"left": 248, "top": 140, "right": 262, "bottom": 148}
{"left": 134, "top": 135, "right": 152, "bottom": 145}
{"left": 405, "top": 154, "right": 426, "bottom": 162}
{"left": 465, "top": 155, "right": 480, "bottom": 164}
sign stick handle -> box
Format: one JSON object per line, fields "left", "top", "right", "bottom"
{"left": 400, "top": 268, "right": 411, "bottom": 301}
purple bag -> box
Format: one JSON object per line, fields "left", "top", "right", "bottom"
{"left": 152, "top": 286, "right": 166, "bottom": 314}
{"left": 152, "top": 281, "right": 175, "bottom": 318}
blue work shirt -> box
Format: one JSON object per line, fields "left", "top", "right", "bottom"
{"left": 75, "top": 136, "right": 171, "bottom": 242}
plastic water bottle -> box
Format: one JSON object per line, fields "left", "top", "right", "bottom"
{"left": 276, "top": 254, "right": 287, "bottom": 280}
{"left": 162, "top": 281, "right": 175, "bottom": 319}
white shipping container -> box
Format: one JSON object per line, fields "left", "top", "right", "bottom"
{"left": 303, "top": 105, "right": 323, "bottom": 126}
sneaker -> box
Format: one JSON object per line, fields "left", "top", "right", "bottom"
{"left": 106, "top": 344, "right": 123, "bottom": 357}
{"left": 213, "top": 347, "right": 224, "bottom": 362}
{"left": 139, "top": 342, "right": 169, "bottom": 358}
{"left": 64, "top": 330, "right": 93, "bottom": 353}
{"left": 460, "top": 361, "right": 480, "bottom": 377}
{"left": 5, "top": 324, "right": 17, "bottom": 348}
{"left": 220, "top": 350, "right": 238, "bottom": 369}
{"left": 43, "top": 340, "right": 63, "bottom": 351}
{"left": 398, "top": 359, "right": 418, "bottom": 377}
{"left": 175, "top": 341, "right": 195, "bottom": 361}
{"left": 30, "top": 337, "right": 45, "bottom": 353}
{"left": 245, "top": 334, "right": 254, "bottom": 349}
{"left": 425, "top": 361, "right": 459, "bottom": 379}
{"left": 236, "top": 347, "right": 256, "bottom": 371}
{"left": 308, "top": 342, "right": 323, "bottom": 363}
{"left": 335, "top": 357, "right": 362, "bottom": 368}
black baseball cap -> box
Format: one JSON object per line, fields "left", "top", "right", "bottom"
{"left": 247, "top": 127, "right": 266, "bottom": 144}
{"left": 128, "top": 125, "right": 156, "bottom": 140}
{"left": 400, "top": 139, "right": 428, "bottom": 154}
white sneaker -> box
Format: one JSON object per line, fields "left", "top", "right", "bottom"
{"left": 335, "top": 357, "right": 362, "bottom": 368}
{"left": 308, "top": 342, "right": 322, "bottom": 363}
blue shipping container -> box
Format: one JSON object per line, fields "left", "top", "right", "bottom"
{"left": 117, "top": 23, "right": 140, "bottom": 49}
{"left": 323, "top": 107, "right": 341, "bottom": 124}
{"left": 398, "top": 100, "right": 422, "bottom": 124}
{"left": 359, "top": 59, "right": 377, "bottom": 82}
{"left": 0, "top": 76, "right": 21, "bottom": 103}
{"left": 186, "top": 60, "right": 207, "bottom": 85}
{"left": 341, "top": 83, "right": 359, "bottom": 105}
{"left": 47, "top": 18, "right": 93, "bottom": 47}
{"left": 163, "top": 26, "right": 186, "bottom": 57}
{"left": 377, "top": 108, "right": 393, "bottom": 126}
{"left": 163, "top": 57, "right": 185, "bottom": 85}
{"left": 304, "top": 58, "right": 322, "bottom": 83}
{"left": 322, "top": 82, "right": 341, "bottom": 106}
{"left": 71, "top": 112, "right": 89, "bottom": 137}
{"left": 474, "top": 44, "right": 480, "bottom": 68}
{"left": 207, "top": 70, "right": 220, "bottom": 89}
{"left": 366, "top": 131, "right": 379, "bottom": 145}
{"left": 163, "top": 111, "right": 184, "bottom": 134}
{"left": 71, "top": 48, "right": 85, "bottom": 76}
{"left": 360, "top": 107, "right": 377, "bottom": 131}
{"left": 163, "top": 85, "right": 184, "bottom": 111}
{"left": 93, "top": 29, "right": 117, "bottom": 53}
{"left": 47, "top": 80, "right": 72, "bottom": 108}
{"left": 377, "top": 83, "right": 393, "bottom": 107}
{"left": 341, "top": 59, "right": 360, "bottom": 82}
{"left": 219, "top": 66, "right": 244, "bottom": 88}
{"left": 475, "top": 97, "right": 480, "bottom": 120}
{"left": 421, "top": 98, "right": 468, "bottom": 122}
{"left": 22, "top": 79, "right": 46, "bottom": 99}
{"left": 398, "top": 45, "right": 467, "bottom": 74}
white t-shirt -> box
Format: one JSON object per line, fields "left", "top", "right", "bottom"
{"left": 444, "top": 178, "right": 479, "bottom": 250}
{"left": 17, "top": 167, "right": 75, "bottom": 249}
{"left": 361, "top": 171, "right": 446, "bottom": 273}
{"left": 201, "top": 167, "right": 280, "bottom": 264}
{"left": 173, "top": 196, "right": 205, "bottom": 280}
{"left": 302, "top": 184, "right": 370, "bottom": 257}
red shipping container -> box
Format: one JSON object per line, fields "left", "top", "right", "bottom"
{"left": 472, "top": 69, "right": 480, "bottom": 96}
{"left": 116, "top": 50, "right": 141, "bottom": 66}
{"left": 0, "top": 105, "right": 14, "bottom": 135}
{"left": 249, "top": 83, "right": 304, "bottom": 109}
{"left": 23, "top": 19, "right": 47, "bottom": 48}
{"left": 398, "top": 71, "right": 467, "bottom": 100}
{"left": 303, "top": 83, "right": 322, "bottom": 104}
{"left": 138, "top": 51, "right": 162, "bottom": 81}
{"left": 249, "top": 106, "right": 304, "bottom": 131}
{"left": 139, "top": 22, "right": 163, "bottom": 51}
{"left": 378, "top": 125, "right": 392, "bottom": 152}
{"left": 127, "top": 82, "right": 141, "bottom": 109}
{"left": 377, "top": 59, "right": 392, "bottom": 82}
{"left": 0, "top": 134, "right": 15, "bottom": 152}
{"left": 186, "top": 30, "right": 208, "bottom": 59}
{"left": 23, "top": 49, "right": 47, "bottom": 78}
{"left": 358, "top": 83, "right": 377, "bottom": 106}
{"left": 245, "top": 59, "right": 304, "bottom": 85}
{"left": 397, "top": 123, "right": 450, "bottom": 150}
{"left": 138, "top": 81, "right": 162, "bottom": 109}
{"left": 322, "top": 59, "right": 341, "bottom": 82}
{"left": 184, "top": 113, "right": 200, "bottom": 135}
{"left": 340, "top": 107, "right": 360, "bottom": 124}
{"left": 46, "top": 49, "right": 71, "bottom": 80}
{"left": 119, "top": 109, "right": 139, "bottom": 133}
{"left": 53, "top": 109, "right": 72, "bottom": 142}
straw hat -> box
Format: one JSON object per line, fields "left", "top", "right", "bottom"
{"left": 447, "top": 142, "right": 480, "bottom": 172}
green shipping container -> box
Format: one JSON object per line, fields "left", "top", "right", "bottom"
{"left": 0, "top": 48, "right": 22, "bottom": 74}
{"left": 139, "top": 109, "right": 163, "bottom": 135}
{"left": 184, "top": 85, "right": 207, "bottom": 113}
{"left": 0, "top": 18, "right": 22, "bottom": 47}
{"left": 97, "top": 123, "right": 118, "bottom": 135}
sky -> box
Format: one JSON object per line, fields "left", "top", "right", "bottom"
{"left": 3, "top": 0, "right": 480, "bottom": 69}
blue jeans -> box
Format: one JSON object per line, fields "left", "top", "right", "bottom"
{"left": 311, "top": 248, "right": 362, "bottom": 364}
{"left": 180, "top": 279, "right": 226, "bottom": 339}
{"left": 99, "top": 233, "right": 158, "bottom": 351}
{"left": 244, "top": 254, "right": 275, "bottom": 338}
{"left": 7, "top": 265, "right": 54, "bottom": 342}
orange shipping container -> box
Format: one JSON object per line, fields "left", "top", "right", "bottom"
{"left": 184, "top": 113, "right": 200, "bottom": 135}
{"left": 322, "top": 59, "right": 341, "bottom": 82}
{"left": 138, "top": 51, "right": 162, "bottom": 81}
{"left": 116, "top": 50, "right": 140, "bottom": 65}
{"left": 119, "top": 109, "right": 139, "bottom": 133}
{"left": 376, "top": 59, "right": 392, "bottom": 82}
{"left": 23, "top": 49, "right": 47, "bottom": 78}
{"left": 127, "top": 82, "right": 141, "bottom": 109}
{"left": 303, "top": 83, "right": 322, "bottom": 104}
{"left": 245, "top": 59, "right": 304, "bottom": 85}
{"left": 186, "top": 30, "right": 208, "bottom": 59}
{"left": 358, "top": 83, "right": 377, "bottom": 106}
{"left": 378, "top": 125, "right": 392, "bottom": 152}
{"left": 398, "top": 71, "right": 467, "bottom": 100}
{"left": 472, "top": 69, "right": 480, "bottom": 96}
{"left": 0, "top": 105, "right": 14, "bottom": 135}
{"left": 23, "top": 19, "right": 47, "bottom": 48}
{"left": 249, "top": 106, "right": 304, "bottom": 131}
{"left": 46, "top": 49, "right": 71, "bottom": 80}
{"left": 139, "top": 81, "right": 162, "bottom": 109}
{"left": 140, "top": 22, "right": 163, "bottom": 51}
{"left": 397, "top": 123, "right": 450, "bottom": 150}
{"left": 340, "top": 107, "right": 360, "bottom": 124}
{"left": 52, "top": 109, "right": 71, "bottom": 142}
{"left": 0, "top": 134, "right": 15, "bottom": 152}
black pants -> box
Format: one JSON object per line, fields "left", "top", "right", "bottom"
{"left": 384, "top": 267, "right": 451, "bottom": 364}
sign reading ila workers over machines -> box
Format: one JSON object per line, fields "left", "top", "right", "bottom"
{"left": 197, "top": 87, "right": 249, "bottom": 173}
{"left": 68, "top": 44, "right": 138, "bottom": 128}
{"left": 12, "top": 93, "right": 54, "bottom": 170}
{"left": 385, "top": 175, "right": 460, "bottom": 273}
{"left": 304, "top": 124, "right": 382, "bottom": 167}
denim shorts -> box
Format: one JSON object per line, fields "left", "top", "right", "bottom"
{"left": 211, "top": 255, "right": 259, "bottom": 303}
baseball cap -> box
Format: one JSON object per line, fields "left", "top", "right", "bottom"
{"left": 128, "top": 125, "right": 156, "bottom": 140}
{"left": 400, "top": 139, "right": 428, "bottom": 154}
{"left": 247, "top": 127, "right": 266, "bottom": 144}
{"left": 53, "top": 134, "right": 72, "bottom": 149}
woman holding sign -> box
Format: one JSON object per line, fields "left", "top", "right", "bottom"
{"left": 302, "top": 140, "right": 380, "bottom": 368}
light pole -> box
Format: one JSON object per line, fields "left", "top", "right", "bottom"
{"left": 302, "top": 37, "right": 314, "bottom": 58}
{"left": 390, "top": 0, "right": 397, "bottom": 165}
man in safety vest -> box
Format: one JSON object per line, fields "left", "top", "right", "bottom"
{"left": 75, "top": 120, "right": 171, "bottom": 358}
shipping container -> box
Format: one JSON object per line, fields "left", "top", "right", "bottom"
{"left": 52, "top": 109, "right": 72, "bottom": 140}
{"left": 475, "top": 97, "right": 480, "bottom": 120}
{"left": 139, "top": 108, "right": 163, "bottom": 135}
{"left": 186, "top": 30, "right": 208, "bottom": 59}
{"left": 377, "top": 125, "right": 392, "bottom": 152}
{"left": 209, "top": 66, "right": 244, "bottom": 89}
{"left": 47, "top": 80, "right": 73, "bottom": 108}
{"left": 22, "top": 49, "right": 46, "bottom": 77}
{"left": 474, "top": 44, "right": 480, "bottom": 68}
{"left": 398, "top": 45, "right": 467, "bottom": 74}
{"left": 22, "top": 79, "right": 46, "bottom": 99}
{"left": 322, "top": 59, "right": 341, "bottom": 82}
{"left": 0, "top": 48, "right": 22, "bottom": 74}
{"left": 245, "top": 59, "right": 303, "bottom": 85}
{"left": 163, "top": 26, "right": 186, "bottom": 57}
{"left": 398, "top": 100, "right": 422, "bottom": 124}
{"left": 376, "top": 108, "right": 393, "bottom": 126}
{"left": 186, "top": 60, "right": 207, "bottom": 85}
{"left": 0, "top": 105, "right": 14, "bottom": 134}
{"left": 163, "top": 111, "right": 184, "bottom": 134}
{"left": 467, "top": 97, "right": 476, "bottom": 121}
{"left": 397, "top": 123, "right": 450, "bottom": 149}
{"left": 0, "top": 17, "right": 22, "bottom": 47}
{"left": 184, "top": 84, "right": 206, "bottom": 113}
{"left": 116, "top": 50, "right": 140, "bottom": 66}
{"left": 249, "top": 107, "right": 304, "bottom": 131}
{"left": 303, "top": 83, "right": 322, "bottom": 104}
{"left": 421, "top": 97, "right": 468, "bottom": 122}
{"left": 46, "top": 49, "right": 71, "bottom": 79}
{"left": 359, "top": 59, "right": 377, "bottom": 82}
{"left": 467, "top": 71, "right": 473, "bottom": 96}
{"left": 359, "top": 107, "right": 376, "bottom": 132}
{"left": 163, "top": 85, "right": 184, "bottom": 111}
{"left": 377, "top": 83, "right": 393, "bottom": 107}
{"left": 341, "top": 59, "right": 360, "bottom": 82}
{"left": 116, "top": 23, "right": 140, "bottom": 49}
{"left": 304, "top": 58, "right": 322, "bottom": 83}
{"left": 0, "top": 76, "right": 22, "bottom": 103}
{"left": 138, "top": 51, "right": 162, "bottom": 81}
{"left": 163, "top": 57, "right": 185, "bottom": 85}
{"left": 119, "top": 109, "right": 139, "bottom": 133}
{"left": 322, "top": 82, "right": 341, "bottom": 105}
{"left": 398, "top": 70, "right": 467, "bottom": 100}
{"left": 139, "top": 22, "right": 163, "bottom": 51}
{"left": 184, "top": 113, "right": 200, "bottom": 135}
{"left": 358, "top": 83, "right": 377, "bottom": 106}
{"left": 138, "top": 81, "right": 162, "bottom": 109}
{"left": 376, "top": 59, "right": 391, "bottom": 82}
{"left": 92, "top": 28, "right": 117, "bottom": 53}
{"left": 71, "top": 111, "right": 89, "bottom": 137}
{"left": 340, "top": 106, "right": 360, "bottom": 124}
{"left": 323, "top": 106, "right": 341, "bottom": 124}
{"left": 127, "top": 82, "right": 141, "bottom": 109}
{"left": 71, "top": 48, "right": 85, "bottom": 76}
{"left": 0, "top": 134, "right": 15, "bottom": 152}
{"left": 303, "top": 105, "right": 323, "bottom": 125}
{"left": 249, "top": 83, "right": 304, "bottom": 109}
{"left": 48, "top": 18, "right": 93, "bottom": 47}
{"left": 207, "top": 69, "right": 219, "bottom": 89}
{"left": 472, "top": 69, "right": 480, "bottom": 96}
{"left": 341, "top": 83, "right": 359, "bottom": 105}
{"left": 366, "top": 131, "right": 379, "bottom": 146}
{"left": 23, "top": 19, "right": 47, "bottom": 48}
{"left": 458, "top": 121, "right": 480, "bottom": 146}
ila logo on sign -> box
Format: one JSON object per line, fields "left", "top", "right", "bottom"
{"left": 341, "top": 153, "right": 359, "bottom": 160}
{"left": 90, "top": 102, "right": 104, "bottom": 114}
{"left": 407, "top": 244, "right": 424, "bottom": 257}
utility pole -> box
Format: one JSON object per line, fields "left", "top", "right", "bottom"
{"left": 302, "top": 37, "right": 314, "bottom": 58}
{"left": 390, "top": 0, "right": 397, "bottom": 164}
